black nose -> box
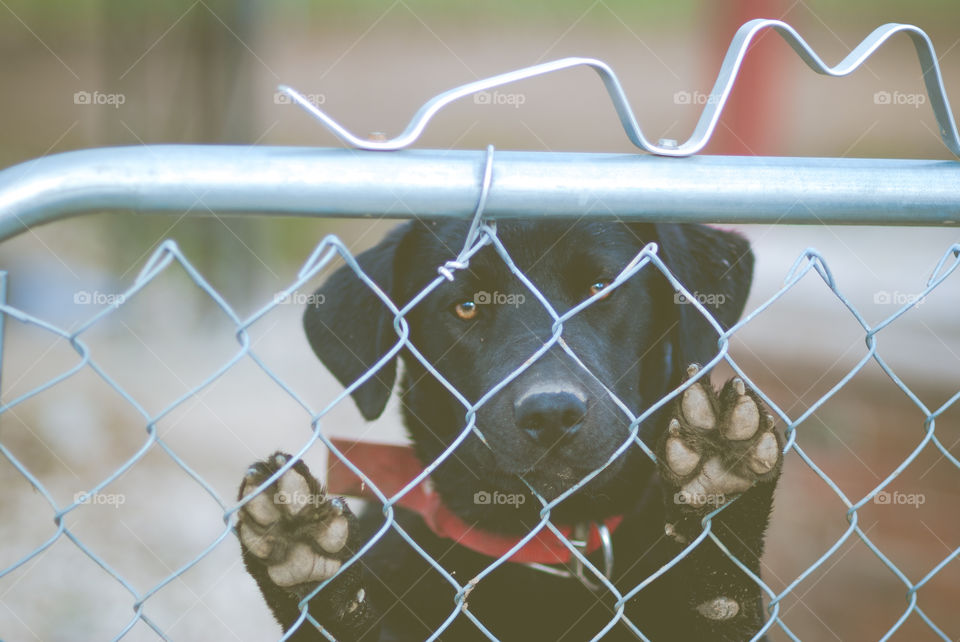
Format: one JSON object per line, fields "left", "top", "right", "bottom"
{"left": 514, "top": 391, "right": 588, "bottom": 447}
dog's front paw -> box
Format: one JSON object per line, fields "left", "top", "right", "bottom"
{"left": 238, "top": 452, "right": 367, "bottom": 621}
{"left": 658, "top": 364, "right": 782, "bottom": 542}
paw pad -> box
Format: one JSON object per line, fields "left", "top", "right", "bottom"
{"left": 238, "top": 453, "right": 353, "bottom": 589}
{"left": 680, "top": 365, "right": 717, "bottom": 430}
{"left": 723, "top": 386, "right": 760, "bottom": 441}
{"left": 267, "top": 543, "right": 342, "bottom": 587}
{"left": 659, "top": 366, "right": 782, "bottom": 514}
{"left": 696, "top": 596, "right": 740, "bottom": 621}
{"left": 347, "top": 588, "right": 366, "bottom": 614}
{"left": 665, "top": 420, "right": 701, "bottom": 477}
{"left": 747, "top": 430, "right": 779, "bottom": 475}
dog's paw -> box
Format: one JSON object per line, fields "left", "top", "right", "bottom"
{"left": 658, "top": 364, "right": 782, "bottom": 540}
{"left": 237, "top": 453, "right": 358, "bottom": 595}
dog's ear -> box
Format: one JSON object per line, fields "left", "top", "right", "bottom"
{"left": 653, "top": 224, "right": 754, "bottom": 373}
{"left": 302, "top": 224, "right": 411, "bottom": 420}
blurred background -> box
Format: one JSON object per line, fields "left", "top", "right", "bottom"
{"left": 0, "top": 0, "right": 958, "bottom": 639}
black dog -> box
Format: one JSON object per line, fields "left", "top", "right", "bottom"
{"left": 236, "top": 220, "right": 782, "bottom": 640}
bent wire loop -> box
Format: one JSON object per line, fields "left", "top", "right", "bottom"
{"left": 278, "top": 19, "right": 960, "bottom": 158}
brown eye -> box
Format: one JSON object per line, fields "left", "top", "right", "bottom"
{"left": 453, "top": 301, "right": 478, "bottom": 320}
{"left": 589, "top": 279, "right": 613, "bottom": 300}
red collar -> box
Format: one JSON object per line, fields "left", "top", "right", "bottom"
{"left": 326, "top": 438, "right": 622, "bottom": 566}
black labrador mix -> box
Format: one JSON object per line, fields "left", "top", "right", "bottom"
{"left": 236, "top": 220, "right": 782, "bottom": 640}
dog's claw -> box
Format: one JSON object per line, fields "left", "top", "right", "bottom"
{"left": 732, "top": 377, "right": 745, "bottom": 396}
{"left": 668, "top": 418, "right": 682, "bottom": 435}
{"left": 664, "top": 522, "right": 688, "bottom": 544}
{"left": 347, "top": 588, "right": 366, "bottom": 614}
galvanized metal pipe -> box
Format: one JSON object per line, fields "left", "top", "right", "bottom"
{"left": 0, "top": 145, "right": 958, "bottom": 242}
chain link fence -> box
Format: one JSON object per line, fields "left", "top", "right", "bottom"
{"left": 1, "top": 16, "right": 960, "bottom": 638}
{"left": 1, "top": 216, "right": 959, "bottom": 639}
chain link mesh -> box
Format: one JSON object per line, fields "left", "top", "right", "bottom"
{"left": 1, "top": 227, "right": 958, "bottom": 640}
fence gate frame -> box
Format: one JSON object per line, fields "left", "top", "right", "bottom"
{"left": 2, "top": 16, "right": 960, "bottom": 642}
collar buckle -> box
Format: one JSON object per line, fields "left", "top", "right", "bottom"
{"left": 522, "top": 521, "right": 614, "bottom": 591}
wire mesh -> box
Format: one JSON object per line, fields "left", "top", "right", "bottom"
{"left": 1, "top": 220, "right": 958, "bottom": 640}
{"left": 1, "top": 15, "right": 959, "bottom": 636}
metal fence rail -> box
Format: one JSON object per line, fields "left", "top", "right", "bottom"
{"left": 2, "top": 149, "right": 960, "bottom": 240}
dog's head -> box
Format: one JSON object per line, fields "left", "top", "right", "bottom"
{"left": 304, "top": 221, "right": 752, "bottom": 517}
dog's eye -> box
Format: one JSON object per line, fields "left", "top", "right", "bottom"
{"left": 588, "top": 279, "right": 614, "bottom": 300}
{"left": 453, "top": 301, "right": 478, "bottom": 320}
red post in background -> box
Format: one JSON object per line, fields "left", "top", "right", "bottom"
{"left": 703, "top": 0, "right": 791, "bottom": 156}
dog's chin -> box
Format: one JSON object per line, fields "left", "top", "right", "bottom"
{"left": 489, "top": 451, "right": 628, "bottom": 501}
